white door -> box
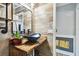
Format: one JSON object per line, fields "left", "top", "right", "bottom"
{"left": 56, "top": 3, "right": 76, "bottom": 56}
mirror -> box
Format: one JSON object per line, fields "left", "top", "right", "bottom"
{"left": 12, "top": 3, "right": 32, "bottom": 35}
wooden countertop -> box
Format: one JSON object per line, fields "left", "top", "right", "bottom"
{"left": 15, "top": 35, "right": 47, "bottom": 54}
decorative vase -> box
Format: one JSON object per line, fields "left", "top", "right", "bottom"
{"left": 9, "top": 38, "right": 22, "bottom": 46}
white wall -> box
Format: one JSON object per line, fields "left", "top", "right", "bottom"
{"left": 76, "top": 4, "right": 79, "bottom": 56}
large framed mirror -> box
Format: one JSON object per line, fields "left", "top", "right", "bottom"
{"left": 12, "top": 3, "right": 32, "bottom": 35}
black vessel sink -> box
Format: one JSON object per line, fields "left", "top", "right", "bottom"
{"left": 26, "top": 33, "right": 41, "bottom": 43}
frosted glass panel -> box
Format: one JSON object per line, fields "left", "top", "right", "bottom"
{"left": 56, "top": 4, "right": 75, "bottom": 35}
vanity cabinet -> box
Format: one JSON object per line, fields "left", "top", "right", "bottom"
{"left": 9, "top": 45, "right": 28, "bottom": 56}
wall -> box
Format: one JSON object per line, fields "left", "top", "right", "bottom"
{"left": 0, "top": 22, "right": 11, "bottom": 56}
{"left": 76, "top": 3, "right": 79, "bottom": 56}
{"left": 33, "top": 3, "right": 53, "bottom": 56}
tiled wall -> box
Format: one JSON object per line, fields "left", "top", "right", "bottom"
{"left": 33, "top": 3, "right": 53, "bottom": 34}
{"left": 33, "top": 3, "right": 53, "bottom": 56}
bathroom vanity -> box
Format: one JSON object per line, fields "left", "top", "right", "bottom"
{"left": 9, "top": 35, "right": 47, "bottom": 56}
